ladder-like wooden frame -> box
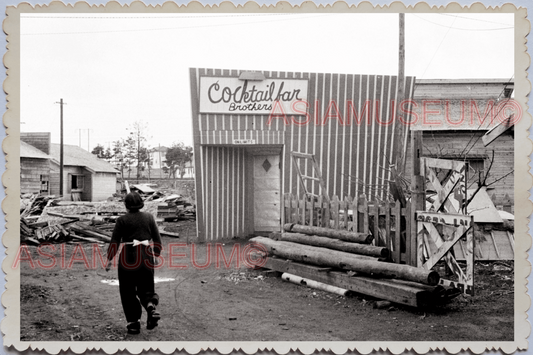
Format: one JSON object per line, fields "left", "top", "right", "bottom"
{"left": 291, "top": 151, "right": 329, "bottom": 201}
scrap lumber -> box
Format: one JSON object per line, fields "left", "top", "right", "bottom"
{"left": 70, "top": 234, "right": 105, "bottom": 244}
{"left": 251, "top": 236, "right": 439, "bottom": 286}
{"left": 275, "top": 232, "right": 389, "bottom": 258}
{"left": 284, "top": 223, "right": 373, "bottom": 244}
{"left": 74, "top": 222, "right": 113, "bottom": 238}
{"left": 159, "top": 230, "right": 180, "bottom": 238}
{"left": 69, "top": 223, "right": 112, "bottom": 242}
{"left": 264, "top": 257, "right": 444, "bottom": 308}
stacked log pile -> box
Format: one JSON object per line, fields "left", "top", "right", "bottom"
{"left": 251, "top": 223, "right": 456, "bottom": 308}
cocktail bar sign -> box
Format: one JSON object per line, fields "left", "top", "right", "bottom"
{"left": 199, "top": 76, "right": 309, "bottom": 115}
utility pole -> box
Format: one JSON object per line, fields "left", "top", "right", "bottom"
{"left": 397, "top": 13, "right": 406, "bottom": 173}
{"left": 55, "top": 99, "right": 66, "bottom": 197}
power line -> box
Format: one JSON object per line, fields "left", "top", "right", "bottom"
{"left": 436, "top": 13, "right": 513, "bottom": 26}
{"left": 412, "top": 14, "right": 513, "bottom": 31}
{"left": 418, "top": 15, "right": 457, "bottom": 80}
{"left": 20, "top": 14, "right": 329, "bottom": 36}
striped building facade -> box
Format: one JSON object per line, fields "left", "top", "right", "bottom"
{"left": 190, "top": 68, "right": 415, "bottom": 241}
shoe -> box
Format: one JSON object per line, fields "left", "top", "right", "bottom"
{"left": 127, "top": 321, "right": 141, "bottom": 334}
{"left": 147, "top": 303, "right": 160, "bottom": 330}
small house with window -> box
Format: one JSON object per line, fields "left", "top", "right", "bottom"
{"left": 49, "top": 143, "right": 119, "bottom": 201}
{"left": 21, "top": 132, "right": 119, "bottom": 201}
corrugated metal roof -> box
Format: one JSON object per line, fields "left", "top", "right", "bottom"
{"left": 50, "top": 143, "right": 118, "bottom": 174}
{"left": 20, "top": 141, "right": 51, "bottom": 159}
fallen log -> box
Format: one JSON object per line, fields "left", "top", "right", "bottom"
{"left": 251, "top": 236, "right": 439, "bottom": 286}
{"left": 276, "top": 232, "right": 389, "bottom": 258}
{"left": 284, "top": 223, "right": 372, "bottom": 244}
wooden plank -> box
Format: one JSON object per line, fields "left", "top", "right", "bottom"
{"left": 309, "top": 196, "right": 315, "bottom": 227}
{"left": 421, "top": 222, "right": 470, "bottom": 271}
{"left": 423, "top": 157, "right": 465, "bottom": 172}
{"left": 324, "top": 196, "right": 330, "bottom": 229}
{"left": 373, "top": 203, "right": 380, "bottom": 246}
{"left": 318, "top": 196, "right": 326, "bottom": 228}
{"left": 406, "top": 202, "right": 414, "bottom": 266}
{"left": 352, "top": 196, "right": 359, "bottom": 233}
{"left": 332, "top": 195, "right": 340, "bottom": 230}
{"left": 482, "top": 117, "right": 514, "bottom": 146}
{"left": 489, "top": 231, "right": 500, "bottom": 259}
{"left": 394, "top": 202, "right": 401, "bottom": 264}
{"left": 300, "top": 198, "right": 305, "bottom": 226}
{"left": 291, "top": 151, "right": 315, "bottom": 159}
{"left": 385, "top": 200, "right": 391, "bottom": 252}
{"left": 343, "top": 197, "right": 349, "bottom": 231}
{"left": 281, "top": 193, "right": 286, "bottom": 227}
{"left": 264, "top": 257, "right": 435, "bottom": 308}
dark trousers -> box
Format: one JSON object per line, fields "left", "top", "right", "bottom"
{"left": 118, "top": 246, "right": 159, "bottom": 323}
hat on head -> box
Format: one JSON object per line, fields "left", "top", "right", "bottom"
{"left": 124, "top": 191, "right": 144, "bottom": 210}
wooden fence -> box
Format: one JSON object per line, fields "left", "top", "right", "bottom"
{"left": 282, "top": 194, "right": 415, "bottom": 265}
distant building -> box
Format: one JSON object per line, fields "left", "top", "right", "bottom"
{"left": 149, "top": 146, "right": 168, "bottom": 169}
{"left": 20, "top": 132, "right": 119, "bottom": 201}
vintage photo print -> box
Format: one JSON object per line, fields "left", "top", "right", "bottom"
{"left": 2, "top": 1, "right": 530, "bottom": 354}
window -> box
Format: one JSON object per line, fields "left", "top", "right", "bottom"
{"left": 465, "top": 158, "right": 485, "bottom": 182}
{"left": 40, "top": 175, "right": 49, "bottom": 194}
{"left": 71, "top": 174, "right": 84, "bottom": 190}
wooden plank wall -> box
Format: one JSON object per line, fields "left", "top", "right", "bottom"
{"left": 190, "top": 68, "right": 415, "bottom": 240}
{"left": 20, "top": 158, "right": 50, "bottom": 194}
{"left": 284, "top": 73, "right": 415, "bottom": 201}
{"left": 198, "top": 146, "right": 248, "bottom": 241}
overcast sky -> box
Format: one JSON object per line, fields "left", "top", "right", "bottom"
{"left": 20, "top": 12, "right": 514, "bottom": 150}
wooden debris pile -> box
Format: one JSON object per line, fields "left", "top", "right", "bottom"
{"left": 127, "top": 183, "right": 196, "bottom": 221}
{"left": 252, "top": 223, "right": 459, "bottom": 308}
{"left": 20, "top": 194, "right": 182, "bottom": 245}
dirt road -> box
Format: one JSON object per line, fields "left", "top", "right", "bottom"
{"left": 19, "top": 223, "right": 514, "bottom": 342}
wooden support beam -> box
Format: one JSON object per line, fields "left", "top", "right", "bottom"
{"left": 482, "top": 116, "right": 514, "bottom": 146}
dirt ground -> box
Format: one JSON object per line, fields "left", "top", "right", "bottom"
{"left": 19, "top": 220, "right": 514, "bottom": 342}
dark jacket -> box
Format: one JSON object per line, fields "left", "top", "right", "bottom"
{"left": 106, "top": 211, "right": 162, "bottom": 270}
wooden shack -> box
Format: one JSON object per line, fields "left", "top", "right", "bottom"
{"left": 190, "top": 68, "right": 416, "bottom": 241}
{"left": 20, "top": 132, "right": 119, "bottom": 201}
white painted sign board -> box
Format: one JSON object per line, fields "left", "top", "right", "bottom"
{"left": 199, "top": 76, "right": 308, "bottom": 115}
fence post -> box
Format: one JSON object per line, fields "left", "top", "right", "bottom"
{"left": 394, "top": 202, "right": 402, "bottom": 263}
{"left": 385, "top": 200, "right": 391, "bottom": 254}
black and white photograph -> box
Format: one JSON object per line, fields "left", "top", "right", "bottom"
{"left": 2, "top": 1, "right": 530, "bottom": 353}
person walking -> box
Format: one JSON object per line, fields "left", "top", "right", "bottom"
{"left": 105, "top": 191, "right": 163, "bottom": 334}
